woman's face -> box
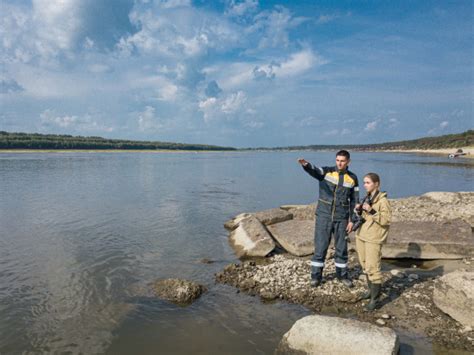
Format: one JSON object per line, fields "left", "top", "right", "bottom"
{"left": 363, "top": 177, "right": 378, "bottom": 193}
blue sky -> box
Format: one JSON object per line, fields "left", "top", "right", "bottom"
{"left": 0, "top": 0, "right": 472, "bottom": 148}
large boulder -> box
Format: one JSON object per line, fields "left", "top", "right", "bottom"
{"left": 224, "top": 208, "right": 293, "bottom": 231}
{"left": 433, "top": 271, "right": 474, "bottom": 327}
{"left": 131, "top": 279, "right": 207, "bottom": 306}
{"left": 276, "top": 315, "right": 399, "bottom": 355}
{"left": 267, "top": 219, "right": 315, "bottom": 256}
{"left": 379, "top": 219, "right": 473, "bottom": 259}
{"left": 224, "top": 212, "right": 252, "bottom": 231}
{"left": 254, "top": 208, "right": 293, "bottom": 225}
{"left": 229, "top": 216, "right": 276, "bottom": 257}
{"left": 280, "top": 204, "right": 316, "bottom": 221}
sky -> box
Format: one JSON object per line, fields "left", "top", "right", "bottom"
{"left": 0, "top": 0, "right": 472, "bottom": 148}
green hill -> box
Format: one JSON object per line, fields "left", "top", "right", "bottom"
{"left": 0, "top": 131, "right": 236, "bottom": 151}
{"left": 248, "top": 130, "right": 474, "bottom": 151}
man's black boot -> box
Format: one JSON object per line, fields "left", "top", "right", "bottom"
{"left": 336, "top": 267, "right": 353, "bottom": 288}
{"left": 310, "top": 267, "right": 323, "bottom": 287}
{"left": 365, "top": 283, "right": 381, "bottom": 311}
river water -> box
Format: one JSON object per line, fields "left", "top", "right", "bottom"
{"left": 0, "top": 151, "right": 472, "bottom": 354}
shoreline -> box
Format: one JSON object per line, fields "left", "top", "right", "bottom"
{"left": 0, "top": 149, "right": 235, "bottom": 153}
{"left": 375, "top": 146, "right": 473, "bottom": 159}
{"left": 1, "top": 146, "right": 472, "bottom": 157}
{"left": 219, "top": 192, "right": 474, "bottom": 352}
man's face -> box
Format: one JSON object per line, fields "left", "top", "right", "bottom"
{"left": 335, "top": 155, "right": 349, "bottom": 171}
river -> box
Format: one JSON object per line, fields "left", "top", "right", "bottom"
{"left": 0, "top": 151, "right": 472, "bottom": 354}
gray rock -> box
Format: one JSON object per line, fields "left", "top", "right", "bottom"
{"left": 276, "top": 315, "right": 399, "bottom": 355}
{"left": 229, "top": 216, "right": 276, "bottom": 257}
{"left": 254, "top": 208, "right": 293, "bottom": 226}
{"left": 433, "top": 270, "right": 474, "bottom": 327}
{"left": 149, "top": 279, "right": 206, "bottom": 306}
{"left": 380, "top": 220, "right": 474, "bottom": 259}
{"left": 376, "top": 319, "right": 386, "bottom": 326}
{"left": 280, "top": 204, "right": 316, "bottom": 221}
{"left": 224, "top": 212, "right": 252, "bottom": 231}
{"left": 267, "top": 219, "right": 315, "bottom": 256}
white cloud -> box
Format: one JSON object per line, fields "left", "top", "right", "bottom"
{"left": 248, "top": 6, "right": 308, "bottom": 49}
{"left": 198, "top": 91, "right": 248, "bottom": 123}
{"left": 130, "top": 75, "right": 179, "bottom": 101}
{"left": 117, "top": 3, "right": 240, "bottom": 59}
{"left": 226, "top": 0, "right": 259, "bottom": 17}
{"left": 364, "top": 120, "right": 378, "bottom": 132}
{"left": 215, "top": 49, "right": 325, "bottom": 89}
{"left": 40, "top": 109, "right": 114, "bottom": 132}
{"left": 440, "top": 121, "right": 449, "bottom": 129}
{"left": 137, "top": 106, "right": 163, "bottom": 132}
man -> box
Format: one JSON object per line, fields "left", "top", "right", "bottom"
{"left": 298, "top": 150, "right": 359, "bottom": 288}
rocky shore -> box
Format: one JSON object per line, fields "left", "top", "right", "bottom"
{"left": 217, "top": 191, "right": 474, "bottom": 353}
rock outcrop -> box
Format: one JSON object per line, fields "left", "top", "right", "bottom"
{"left": 225, "top": 192, "right": 474, "bottom": 260}
{"left": 254, "top": 208, "right": 293, "bottom": 226}
{"left": 229, "top": 215, "right": 276, "bottom": 257}
{"left": 374, "top": 219, "right": 473, "bottom": 259}
{"left": 150, "top": 279, "right": 206, "bottom": 306}
{"left": 433, "top": 270, "right": 474, "bottom": 327}
{"left": 280, "top": 204, "right": 316, "bottom": 221}
{"left": 276, "top": 315, "right": 399, "bottom": 355}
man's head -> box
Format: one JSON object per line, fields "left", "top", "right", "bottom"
{"left": 335, "top": 150, "right": 350, "bottom": 171}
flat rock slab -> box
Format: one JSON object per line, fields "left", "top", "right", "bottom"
{"left": 254, "top": 208, "right": 293, "bottom": 225}
{"left": 267, "top": 219, "right": 315, "bottom": 256}
{"left": 229, "top": 216, "right": 276, "bottom": 257}
{"left": 280, "top": 204, "right": 316, "bottom": 220}
{"left": 380, "top": 219, "right": 473, "bottom": 259}
{"left": 433, "top": 271, "right": 474, "bottom": 327}
{"left": 276, "top": 315, "right": 399, "bottom": 355}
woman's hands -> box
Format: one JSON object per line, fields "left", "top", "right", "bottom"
{"left": 356, "top": 203, "right": 372, "bottom": 212}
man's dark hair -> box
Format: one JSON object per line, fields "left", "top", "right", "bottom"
{"left": 336, "top": 150, "right": 350, "bottom": 160}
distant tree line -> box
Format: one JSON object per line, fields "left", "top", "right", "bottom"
{"left": 0, "top": 132, "right": 236, "bottom": 151}
{"left": 246, "top": 130, "right": 474, "bottom": 151}
{"left": 1, "top": 130, "right": 472, "bottom": 151}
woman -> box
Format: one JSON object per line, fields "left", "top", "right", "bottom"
{"left": 355, "top": 173, "right": 391, "bottom": 311}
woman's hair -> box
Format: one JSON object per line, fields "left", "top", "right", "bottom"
{"left": 364, "top": 172, "right": 380, "bottom": 186}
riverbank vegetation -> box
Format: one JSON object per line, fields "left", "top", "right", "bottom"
{"left": 248, "top": 130, "right": 473, "bottom": 151}
{"left": 0, "top": 130, "right": 472, "bottom": 151}
{"left": 0, "top": 132, "right": 236, "bottom": 151}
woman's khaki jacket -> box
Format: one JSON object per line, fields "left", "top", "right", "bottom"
{"left": 355, "top": 191, "right": 391, "bottom": 244}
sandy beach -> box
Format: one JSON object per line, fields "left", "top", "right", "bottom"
{"left": 380, "top": 146, "right": 474, "bottom": 158}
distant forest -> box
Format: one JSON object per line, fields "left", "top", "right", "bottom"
{"left": 0, "top": 130, "right": 472, "bottom": 151}
{"left": 248, "top": 130, "right": 474, "bottom": 151}
{"left": 0, "top": 132, "right": 236, "bottom": 151}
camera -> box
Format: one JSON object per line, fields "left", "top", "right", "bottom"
{"left": 351, "top": 195, "right": 372, "bottom": 232}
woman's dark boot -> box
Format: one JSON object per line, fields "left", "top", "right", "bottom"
{"left": 361, "top": 275, "right": 371, "bottom": 300}
{"left": 365, "top": 283, "right": 381, "bottom": 311}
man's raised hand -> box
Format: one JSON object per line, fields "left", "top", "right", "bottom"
{"left": 297, "top": 158, "right": 309, "bottom": 166}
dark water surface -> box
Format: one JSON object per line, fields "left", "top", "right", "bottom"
{"left": 0, "top": 151, "right": 472, "bottom": 354}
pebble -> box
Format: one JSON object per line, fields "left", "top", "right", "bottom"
{"left": 408, "top": 274, "right": 419, "bottom": 280}
{"left": 376, "top": 319, "right": 386, "bottom": 326}
{"left": 390, "top": 269, "right": 401, "bottom": 276}
{"left": 381, "top": 314, "right": 391, "bottom": 319}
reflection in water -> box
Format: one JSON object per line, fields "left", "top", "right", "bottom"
{"left": 0, "top": 151, "right": 472, "bottom": 354}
